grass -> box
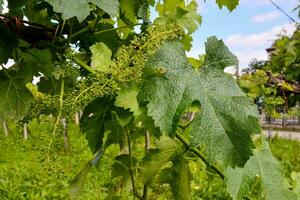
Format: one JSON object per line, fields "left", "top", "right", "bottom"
{"left": 0, "top": 119, "right": 299, "bottom": 199}
{"left": 0, "top": 119, "right": 113, "bottom": 200}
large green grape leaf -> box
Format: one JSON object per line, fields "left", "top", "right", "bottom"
{"left": 140, "top": 37, "right": 260, "bottom": 167}
{"left": 226, "top": 140, "right": 298, "bottom": 200}
{"left": 46, "top": 0, "right": 119, "bottom": 22}
{"left": 0, "top": 70, "right": 34, "bottom": 122}
{"left": 216, "top": 0, "right": 239, "bottom": 11}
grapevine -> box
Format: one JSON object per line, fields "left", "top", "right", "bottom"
{"left": 0, "top": 0, "right": 299, "bottom": 200}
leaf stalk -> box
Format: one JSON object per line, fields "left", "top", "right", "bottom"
{"left": 73, "top": 56, "right": 97, "bottom": 75}
{"left": 175, "top": 130, "right": 225, "bottom": 179}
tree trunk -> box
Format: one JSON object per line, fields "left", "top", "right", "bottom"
{"left": 3, "top": 121, "right": 9, "bottom": 136}
{"left": 23, "top": 123, "right": 28, "bottom": 140}
{"left": 61, "top": 118, "right": 69, "bottom": 151}
{"left": 145, "top": 132, "right": 150, "bottom": 152}
{"left": 74, "top": 112, "right": 80, "bottom": 125}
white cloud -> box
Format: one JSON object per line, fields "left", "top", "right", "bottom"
{"left": 252, "top": 11, "right": 281, "bottom": 23}
{"left": 225, "top": 22, "right": 296, "bottom": 69}
{"left": 1, "top": 0, "right": 8, "bottom": 13}
{"left": 186, "top": 47, "right": 204, "bottom": 58}
{"left": 240, "top": 0, "right": 297, "bottom": 8}
{"left": 225, "top": 22, "right": 296, "bottom": 48}
{"left": 235, "top": 49, "right": 268, "bottom": 68}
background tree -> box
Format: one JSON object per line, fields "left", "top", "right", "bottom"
{"left": 239, "top": 25, "right": 300, "bottom": 117}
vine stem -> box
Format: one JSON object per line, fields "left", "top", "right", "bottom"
{"left": 93, "top": 23, "right": 143, "bottom": 35}
{"left": 142, "top": 132, "right": 150, "bottom": 200}
{"left": 175, "top": 130, "right": 225, "bottom": 180}
{"left": 0, "top": 14, "right": 55, "bottom": 30}
{"left": 47, "top": 79, "right": 65, "bottom": 161}
{"left": 126, "top": 131, "right": 143, "bottom": 200}
{"left": 62, "top": 23, "right": 143, "bottom": 43}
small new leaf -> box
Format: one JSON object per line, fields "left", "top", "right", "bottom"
{"left": 90, "top": 42, "right": 114, "bottom": 73}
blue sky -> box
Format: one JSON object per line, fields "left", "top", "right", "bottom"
{"left": 185, "top": 0, "right": 298, "bottom": 70}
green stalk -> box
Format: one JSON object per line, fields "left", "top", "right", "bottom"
{"left": 46, "top": 78, "right": 65, "bottom": 162}
{"left": 73, "top": 57, "right": 97, "bottom": 75}
{"left": 175, "top": 130, "right": 225, "bottom": 180}
{"left": 93, "top": 23, "right": 143, "bottom": 35}
{"left": 126, "top": 131, "right": 143, "bottom": 200}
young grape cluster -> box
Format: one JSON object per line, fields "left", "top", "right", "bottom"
{"left": 22, "top": 24, "right": 183, "bottom": 123}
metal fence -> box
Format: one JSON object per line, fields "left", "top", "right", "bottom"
{"left": 262, "top": 115, "right": 300, "bottom": 126}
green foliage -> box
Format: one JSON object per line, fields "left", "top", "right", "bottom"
{"left": 270, "top": 137, "right": 300, "bottom": 175}
{"left": 155, "top": 0, "right": 201, "bottom": 50}
{"left": 0, "top": 24, "right": 19, "bottom": 64}
{"left": 269, "top": 28, "right": 300, "bottom": 81}
{"left": 0, "top": 70, "right": 34, "bottom": 122}
{"left": 240, "top": 28, "right": 300, "bottom": 115}
{"left": 159, "top": 155, "right": 193, "bottom": 200}
{"left": 142, "top": 137, "right": 184, "bottom": 185}
{"left": 45, "top": 0, "right": 119, "bottom": 22}
{"left": 216, "top": 0, "right": 239, "bottom": 11}
{"left": 0, "top": 120, "right": 113, "bottom": 200}
{"left": 226, "top": 139, "right": 298, "bottom": 200}
{"left": 16, "top": 48, "right": 53, "bottom": 78}
{"left": 90, "top": 42, "right": 114, "bottom": 72}
{"left": 80, "top": 97, "right": 112, "bottom": 153}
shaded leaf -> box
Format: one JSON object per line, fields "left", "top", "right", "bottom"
{"left": 115, "top": 85, "right": 161, "bottom": 137}
{"left": 142, "top": 137, "right": 183, "bottom": 184}
{"left": 0, "top": 70, "right": 34, "bottom": 122}
{"left": 111, "top": 154, "right": 138, "bottom": 184}
{"left": 159, "top": 155, "right": 192, "bottom": 200}
{"left": 80, "top": 97, "right": 112, "bottom": 153}
{"left": 69, "top": 148, "right": 104, "bottom": 197}
{"left": 18, "top": 48, "right": 53, "bottom": 78}
{"left": 0, "top": 24, "right": 19, "bottom": 64}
